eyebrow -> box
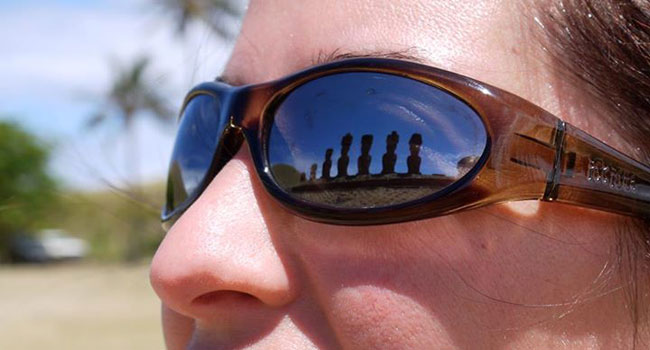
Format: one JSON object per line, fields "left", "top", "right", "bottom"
{"left": 216, "top": 48, "right": 427, "bottom": 85}
{"left": 312, "top": 48, "right": 427, "bottom": 65}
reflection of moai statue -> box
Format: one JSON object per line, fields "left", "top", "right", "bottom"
{"left": 337, "top": 133, "right": 353, "bottom": 177}
{"left": 357, "top": 134, "right": 373, "bottom": 175}
{"left": 309, "top": 163, "right": 317, "bottom": 181}
{"left": 457, "top": 156, "right": 479, "bottom": 176}
{"left": 407, "top": 133, "right": 422, "bottom": 175}
{"left": 382, "top": 131, "right": 399, "bottom": 174}
{"left": 322, "top": 148, "right": 333, "bottom": 179}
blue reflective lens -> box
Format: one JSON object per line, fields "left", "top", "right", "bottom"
{"left": 166, "top": 95, "right": 221, "bottom": 212}
{"left": 268, "top": 72, "right": 488, "bottom": 208}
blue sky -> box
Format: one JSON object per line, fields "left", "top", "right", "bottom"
{"left": 0, "top": 0, "right": 239, "bottom": 189}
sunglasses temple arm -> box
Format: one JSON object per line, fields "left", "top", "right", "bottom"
{"left": 544, "top": 121, "right": 650, "bottom": 217}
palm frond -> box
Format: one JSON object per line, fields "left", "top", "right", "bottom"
{"left": 86, "top": 112, "right": 108, "bottom": 129}
{"left": 88, "top": 55, "right": 173, "bottom": 131}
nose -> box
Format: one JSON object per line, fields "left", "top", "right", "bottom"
{"left": 150, "top": 147, "right": 297, "bottom": 321}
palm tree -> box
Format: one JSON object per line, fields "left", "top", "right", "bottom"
{"left": 154, "top": 0, "right": 244, "bottom": 39}
{"left": 87, "top": 56, "right": 174, "bottom": 191}
{"left": 87, "top": 56, "right": 174, "bottom": 261}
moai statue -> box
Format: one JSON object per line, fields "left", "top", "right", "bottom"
{"left": 407, "top": 133, "right": 422, "bottom": 175}
{"left": 381, "top": 131, "right": 399, "bottom": 174}
{"left": 300, "top": 172, "right": 307, "bottom": 182}
{"left": 457, "top": 156, "right": 478, "bottom": 176}
{"left": 337, "top": 133, "right": 353, "bottom": 177}
{"left": 309, "top": 163, "right": 317, "bottom": 181}
{"left": 322, "top": 148, "right": 333, "bottom": 179}
{"left": 357, "top": 134, "right": 373, "bottom": 175}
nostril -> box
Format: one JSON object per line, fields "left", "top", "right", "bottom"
{"left": 192, "top": 290, "right": 259, "bottom": 306}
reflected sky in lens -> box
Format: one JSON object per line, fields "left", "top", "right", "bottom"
{"left": 168, "top": 95, "right": 220, "bottom": 205}
{"left": 268, "top": 73, "right": 487, "bottom": 180}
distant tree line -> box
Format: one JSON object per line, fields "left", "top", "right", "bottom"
{"left": 0, "top": 121, "right": 58, "bottom": 260}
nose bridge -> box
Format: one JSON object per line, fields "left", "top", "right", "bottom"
{"left": 220, "top": 123, "right": 246, "bottom": 160}
{"left": 230, "top": 81, "right": 277, "bottom": 132}
{"left": 221, "top": 83, "right": 244, "bottom": 126}
{"left": 223, "top": 82, "right": 275, "bottom": 183}
{"left": 205, "top": 83, "right": 252, "bottom": 188}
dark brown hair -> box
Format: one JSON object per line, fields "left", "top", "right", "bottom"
{"left": 536, "top": 0, "right": 650, "bottom": 345}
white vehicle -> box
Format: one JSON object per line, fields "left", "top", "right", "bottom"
{"left": 10, "top": 229, "right": 88, "bottom": 262}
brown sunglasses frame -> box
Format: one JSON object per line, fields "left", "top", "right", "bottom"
{"left": 162, "top": 58, "right": 650, "bottom": 228}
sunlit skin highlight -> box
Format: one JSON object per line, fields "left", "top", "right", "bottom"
{"left": 150, "top": 1, "right": 639, "bottom": 349}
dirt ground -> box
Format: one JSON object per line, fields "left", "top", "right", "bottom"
{"left": 0, "top": 263, "right": 165, "bottom": 350}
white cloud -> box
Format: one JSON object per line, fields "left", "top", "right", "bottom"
{"left": 420, "top": 147, "right": 460, "bottom": 177}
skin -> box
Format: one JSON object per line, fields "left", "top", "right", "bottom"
{"left": 150, "top": 1, "right": 640, "bottom": 349}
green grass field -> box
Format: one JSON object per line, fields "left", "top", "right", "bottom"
{"left": 0, "top": 263, "right": 165, "bottom": 350}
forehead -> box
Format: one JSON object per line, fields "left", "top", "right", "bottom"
{"left": 224, "top": 0, "right": 526, "bottom": 87}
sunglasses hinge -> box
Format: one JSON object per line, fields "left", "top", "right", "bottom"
{"left": 542, "top": 120, "right": 567, "bottom": 202}
{"left": 228, "top": 115, "right": 237, "bottom": 128}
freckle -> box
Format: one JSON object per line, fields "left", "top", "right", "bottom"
{"left": 511, "top": 47, "right": 519, "bottom": 55}
{"left": 481, "top": 243, "right": 487, "bottom": 250}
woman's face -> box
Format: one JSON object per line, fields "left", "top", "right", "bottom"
{"left": 151, "top": 1, "right": 634, "bottom": 349}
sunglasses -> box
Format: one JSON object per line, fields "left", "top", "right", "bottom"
{"left": 162, "top": 58, "right": 649, "bottom": 229}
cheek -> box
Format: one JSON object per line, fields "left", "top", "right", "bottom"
{"left": 328, "top": 285, "right": 454, "bottom": 349}
{"left": 289, "top": 220, "right": 479, "bottom": 349}
{"left": 287, "top": 204, "right": 619, "bottom": 348}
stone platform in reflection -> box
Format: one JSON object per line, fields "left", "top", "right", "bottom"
{"left": 288, "top": 173, "right": 455, "bottom": 208}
